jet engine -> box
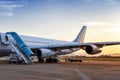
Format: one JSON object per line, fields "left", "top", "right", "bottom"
{"left": 85, "top": 45, "right": 101, "bottom": 54}
{"left": 36, "top": 49, "right": 56, "bottom": 58}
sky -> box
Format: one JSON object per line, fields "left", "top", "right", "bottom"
{"left": 0, "top": 0, "right": 120, "bottom": 55}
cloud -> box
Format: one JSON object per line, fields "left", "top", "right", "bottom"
{"left": 87, "top": 0, "right": 92, "bottom": 1}
{"left": 0, "top": 1, "right": 25, "bottom": 10}
{"left": 83, "top": 21, "right": 115, "bottom": 26}
{"left": 0, "top": 0, "right": 28, "bottom": 16}
{"left": 83, "top": 21, "right": 120, "bottom": 34}
{"left": 0, "top": 3, "right": 23, "bottom": 10}
{"left": 84, "top": 0, "right": 120, "bottom": 4}
{"left": 107, "top": 0, "right": 120, "bottom": 1}
{"left": 0, "top": 12, "right": 13, "bottom": 16}
{"left": 48, "top": 0, "right": 53, "bottom": 1}
{"left": 106, "top": 26, "right": 120, "bottom": 33}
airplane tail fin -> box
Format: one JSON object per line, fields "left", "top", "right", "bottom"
{"left": 73, "top": 26, "right": 87, "bottom": 43}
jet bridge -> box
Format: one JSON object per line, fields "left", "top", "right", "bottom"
{"left": 1, "top": 32, "right": 34, "bottom": 64}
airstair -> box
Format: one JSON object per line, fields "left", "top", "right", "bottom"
{"left": 1, "top": 32, "right": 34, "bottom": 64}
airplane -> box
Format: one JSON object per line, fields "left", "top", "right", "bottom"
{"left": 0, "top": 26, "right": 120, "bottom": 63}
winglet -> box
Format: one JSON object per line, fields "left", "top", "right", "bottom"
{"left": 73, "top": 25, "right": 87, "bottom": 43}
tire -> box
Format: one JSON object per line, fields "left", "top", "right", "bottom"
{"left": 46, "top": 58, "right": 50, "bottom": 63}
{"left": 53, "top": 59, "right": 58, "bottom": 63}
{"left": 38, "top": 58, "right": 44, "bottom": 63}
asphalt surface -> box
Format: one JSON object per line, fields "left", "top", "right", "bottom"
{"left": 0, "top": 62, "right": 120, "bottom": 80}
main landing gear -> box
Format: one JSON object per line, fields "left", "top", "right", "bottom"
{"left": 38, "top": 57, "right": 58, "bottom": 63}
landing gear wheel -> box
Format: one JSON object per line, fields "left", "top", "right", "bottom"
{"left": 38, "top": 58, "right": 44, "bottom": 63}
{"left": 46, "top": 58, "right": 58, "bottom": 63}
{"left": 46, "top": 58, "right": 50, "bottom": 63}
{"left": 53, "top": 59, "right": 58, "bottom": 63}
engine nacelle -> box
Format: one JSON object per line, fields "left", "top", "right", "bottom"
{"left": 36, "top": 49, "right": 56, "bottom": 58}
{"left": 85, "top": 45, "right": 102, "bottom": 54}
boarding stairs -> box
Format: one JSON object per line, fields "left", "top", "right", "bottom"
{"left": 1, "top": 32, "right": 34, "bottom": 64}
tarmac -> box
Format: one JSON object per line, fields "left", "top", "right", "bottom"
{"left": 0, "top": 61, "right": 120, "bottom": 80}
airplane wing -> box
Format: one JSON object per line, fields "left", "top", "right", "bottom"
{"left": 55, "top": 41, "right": 120, "bottom": 49}
{"left": 27, "top": 41, "right": 120, "bottom": 56}
{"left": 28, "top": 41, "right": 120, "bottom": 49}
